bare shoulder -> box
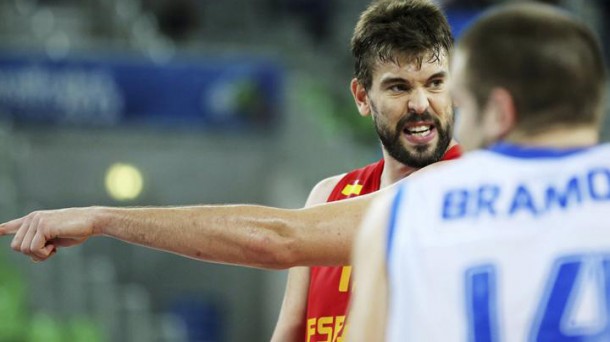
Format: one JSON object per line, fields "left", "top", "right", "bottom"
{"left": 304, "top": 173, "right": 346, "bottom": 207}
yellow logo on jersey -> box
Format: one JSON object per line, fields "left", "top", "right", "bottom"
{"left": 341, "top": 182, "right": 363, "bottom": 196}
{"left": 307, "top": 315, "right": 347, "bottom": 342}
{"left": 338, "top": 266, "right": 352, "bottom": 293}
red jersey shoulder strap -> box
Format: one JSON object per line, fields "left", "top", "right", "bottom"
{"left": 441, "top": 145, "right": 462, "bottom": 161}
{"left": 325, "top": 145, "right": 461, "bottom": 203}
{"left": 327, "top": 159, "right": 385, "bottom": 202}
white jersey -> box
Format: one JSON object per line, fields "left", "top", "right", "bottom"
{"left": 386, "top": 142, "right": 610, "bottom": 342}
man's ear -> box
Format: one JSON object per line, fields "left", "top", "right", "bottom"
{"left": 351, "top": 78, "right": 371, "bottom": 117}
{"left": 483, "top": 87, "right": 517, "bottom": 141}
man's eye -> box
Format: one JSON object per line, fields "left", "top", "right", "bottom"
{"left": 389, "top": 84, "right": 408, "bottom": 92}
{"left": 430, "top": 79, "right": 444, "bottom": 88}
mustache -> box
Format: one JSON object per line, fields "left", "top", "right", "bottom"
{"left": 396, "top": 111, "right": 440, "bottom": 130}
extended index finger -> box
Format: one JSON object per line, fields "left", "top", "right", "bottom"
{"left": 0, "top": 217, "right": 26, "bottom": 236}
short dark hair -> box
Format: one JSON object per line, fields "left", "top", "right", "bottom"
{"left": 351, "top": 0, "right": 453, "bottom": 90}
{"left": 459, "top": 3, "right": 607, "bottom": 133}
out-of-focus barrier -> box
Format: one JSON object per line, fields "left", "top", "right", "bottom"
{"left": 0, "top": 52, "right": 283, "bottom": 129}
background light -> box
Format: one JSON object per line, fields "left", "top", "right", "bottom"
{"left": 105, "top": 163, "right": 144, "bottom": 201}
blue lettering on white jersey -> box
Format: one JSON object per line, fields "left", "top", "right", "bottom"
{"left": 385, "top": 143, "right": 610, "bottom": 342}
{"left": 441, "top": 169, "right": 610, "bottom": 221}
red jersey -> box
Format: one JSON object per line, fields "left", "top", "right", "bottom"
{"left": 304, "top": 145, "right": 462, "bottom": 342}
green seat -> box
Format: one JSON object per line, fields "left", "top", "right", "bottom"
{"left": 0, "top": 251, "right": 27, "bottom": 341}
{"left": 68, "top": 316, "right": 105, "bottom": 342}
{"left": 27, "top": 313, "right": 64, "bottom": 342}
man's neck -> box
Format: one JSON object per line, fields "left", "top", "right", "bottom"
{"left": 503, "top": 126, "right": 598, "bottom": 148}
{"left": 379, "top": 140, "right": 458, "bottom": 189}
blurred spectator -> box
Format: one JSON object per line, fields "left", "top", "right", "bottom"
{"left": 269, "top": 0, "right": 336, "bottom": 45}
{"left": 154, "top": 0, "right": 201, "bottom": 44}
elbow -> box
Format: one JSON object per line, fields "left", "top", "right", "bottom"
{"left": 249, "top": 233, "right": 301, "bottom": 270}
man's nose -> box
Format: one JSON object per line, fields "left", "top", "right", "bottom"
{"left": 407, "top": 88, "right": 429, "bottom": 114}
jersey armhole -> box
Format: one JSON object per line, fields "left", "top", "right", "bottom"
{"left": 305, "top": 173, "right": 346, "bottom": 207}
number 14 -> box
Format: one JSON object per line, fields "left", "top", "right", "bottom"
{"left": 466, "top": 254, "right": 610, "bottom": 342}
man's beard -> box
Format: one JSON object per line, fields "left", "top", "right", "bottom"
{"left": 372, "top": 102, "right": 453, "bottom": 169}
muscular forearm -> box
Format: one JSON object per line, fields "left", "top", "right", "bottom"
{"left": 93, "top": 205, "right": 301, "bottom": 269}
{"left": 94, "top": 197, "right": 371, "bottom": 268}
{"left": 1, "top": 188, "right": 376, "bottom": 267}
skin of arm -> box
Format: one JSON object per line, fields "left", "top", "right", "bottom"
{"left": 0, "top": 160, "right": 447, "bottom": 268}
{"left": 271, "top": 266, "right": 310, "bottom": 342}
{"left": 0, "top": 175, "right": 384, "bottom": 268}
{"left": 271, "top": 174, "right": 344, "bottom": 341}
{"left": 346, "top": 188, "right": 395, "bottom": 342}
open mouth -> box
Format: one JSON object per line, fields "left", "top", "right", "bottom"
{"left": 404, "top": 124, "right": 434, "bottom": 137}
{"left": 402, "top": 122, "right": 437, "bottom": 144}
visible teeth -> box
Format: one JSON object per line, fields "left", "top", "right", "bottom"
{"left": 412, "top": 129, "right": 432, "bottom": 137}
{"left": 407, "top": 125, "right": 431, "bottom": 134}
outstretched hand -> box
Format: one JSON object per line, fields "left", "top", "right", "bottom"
{"left": 0, "top": 208, "right": 98, "bottom": 262}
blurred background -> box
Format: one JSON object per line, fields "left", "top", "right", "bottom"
{"left": 0, "top": 0, "right": 608, "bottom": 341}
